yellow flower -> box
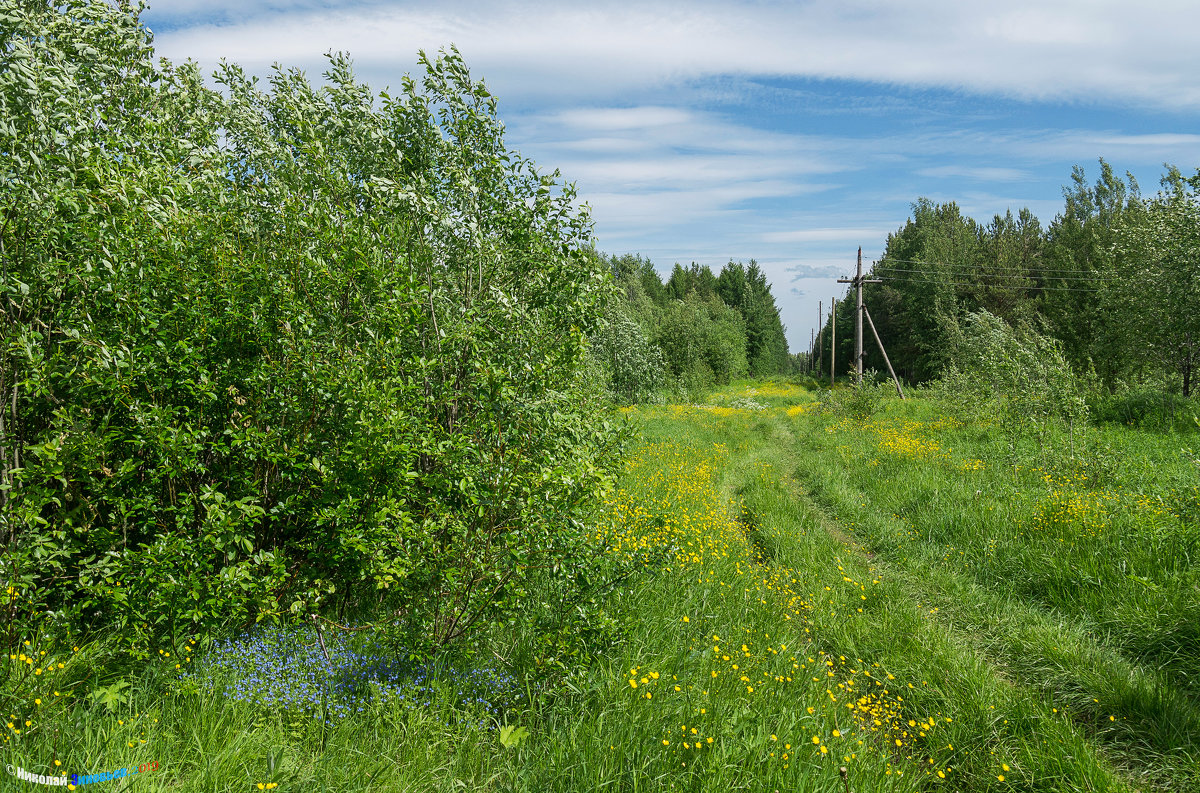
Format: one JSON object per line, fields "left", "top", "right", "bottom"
{"left": 998, "top": 775, "right": 1005, "bottom": 782}
{"left": 629, "top": 679, "right": 637, "bottom": 688}
{"left": 662, "top": 739, "right": 669, "bottom": 746}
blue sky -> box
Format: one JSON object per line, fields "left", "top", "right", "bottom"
{"left": 142, "top": 0, "right": 1200, "bottom": 352}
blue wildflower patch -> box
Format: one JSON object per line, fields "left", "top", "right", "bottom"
{"left": 180, "top": 625, "right": 522, "bottom": 726}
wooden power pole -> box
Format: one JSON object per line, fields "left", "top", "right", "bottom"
{"left": 816, "top": 300, "right": 823, "bottom": 377}
{"left": 830, "top": 298, "right": 836, "bottom": 387}
{"left": 838, "top": 247, "right": 882, "bottom": 386}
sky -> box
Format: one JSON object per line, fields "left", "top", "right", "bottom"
{"left": 142, "top": 0, "right": 1200, "bottom": 353}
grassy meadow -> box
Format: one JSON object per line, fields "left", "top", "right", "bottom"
{"left": 4, "top": 381, "right": 1198, "bottom": 791}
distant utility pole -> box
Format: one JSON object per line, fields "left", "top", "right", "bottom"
{"left": 816, "top": 300, "right": 823, "bottom": 377}
{"left": 809, "top": 328, "right": 815, "bottom": 374}
{"left": 838, "top": 247, "right": 882, "bottom": 386}
{"left": 830, "top": 298, "right": 836, "bottom": 387}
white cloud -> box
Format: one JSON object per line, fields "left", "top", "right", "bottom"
{"left": 916, "top": 166, "right": 1030, "bottom": 182}
{"left": 150, "top": 0, "right": 1200, "bottom": 109}
{"left": 764, "top": 228, "right": 894, "bottom": 244}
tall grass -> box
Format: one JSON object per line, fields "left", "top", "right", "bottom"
{"left": 4, "top": 379, "right": 1194, "bottom": 790}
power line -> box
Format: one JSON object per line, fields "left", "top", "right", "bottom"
{"left": 879, "top": 257, "right": 1120, "bottom": 276}
{"left": 874, "top": 275, "right": 1106, "bottom": 293}
{"left": 873, "top": 265, "right": 1118, "bottom": 282}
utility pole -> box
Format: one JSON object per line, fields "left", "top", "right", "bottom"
{"left": 816, "top": 300, "right": 823, "bottom": 377}
{"left": 830, "top": 298, "right": 836, "bottom": 387}
{"left": 838, "top": 247, "right": 882, "bottom": 386}
{"left": 810, "top": 328, "right": 815, "bottom": 374}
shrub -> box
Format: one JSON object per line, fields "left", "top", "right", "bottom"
{"left": 935, "top": 311, "right": 1092, "bottom": 432}
{"left": 1, "top": 1, "right": 623, "bottom": 659}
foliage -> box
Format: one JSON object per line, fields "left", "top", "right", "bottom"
{"left": 590, "top": 296, "right": 665, "bottom": 404}
{"left": 1041, "top": 161, "right": 1140, "bottom": 382}
{"left": 1110, "top": 168, "right": 1200, "bottom": 397}
{"left": 0, "top": 1, "right": 623, "bottom": 658}
{"left": 814, "top": 161, "right": 1197, "bottom": 407}
{"left": 654, "top": 292, "right": 749, "bottom": 390}
{"left": 935, "top": 311, "right": 1092, "bottom": 441}
{"left": 595, "top": 253, "right": 792, "bottom": 402}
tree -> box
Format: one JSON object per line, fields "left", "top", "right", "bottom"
{"left": 1041, "top": 160, "right": 1140, "bottom": 383}
{"left": 0, "top": 1, "right": 622, "bottom": 656}
{"left": 866, "top": 199, "right": 980, "bottom": 381}
{"left": 1110, "top": 168, "right": 1200, "bottom": 396}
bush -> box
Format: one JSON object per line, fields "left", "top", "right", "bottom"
{"left": 591, "top": 302, "right": 666, "bottom": 404}
{"left": 1090, "top": 386, "right": 1200, "bottom": 432}
{"left": 934, "top": 311, "right": 1092, "bottom": 432}
{"left": 654, "top": 293, "right": 748, "bottom": 387}
{"left": 1, "top": 2, "right": 623, "bottom": 658}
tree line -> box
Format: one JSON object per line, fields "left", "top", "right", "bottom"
{"left": 590, "top": 254, "right": 793, "bottom": 403}
{"left": 814, "top": 161, "right": 1200, "bottom": 407}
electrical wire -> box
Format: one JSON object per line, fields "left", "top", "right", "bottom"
{"left": 872, "top": 275, "right": 1106, "bottom": 293}
{"left": 873, "top": 265, "right": 1118, "bottom": 282}
{"left": 876, "top": 257, "right": 1120, "bottom": 276}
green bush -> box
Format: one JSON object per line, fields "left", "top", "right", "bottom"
{"left": 1091, "top": 386, "right": 1200, "bottom": 431}
{"left": 591, "top": 301, "right": 665, "bottom": 404}
{"left": 1, "top": 1, "right": 623, "bottom": 658}
{"left": 654, "top": 293, "right": 748, "bottom": 388}
{"left": 935, "top": 311, "right": 1092, "bottom": 432}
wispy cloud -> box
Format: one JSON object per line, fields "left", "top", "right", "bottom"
{"left": 764, "top": 228, "right": 895, "bottom": 244}
{"left": 916, "top": 166, "right": 1030, "bottom": 182}
{"left": 150, "top": 0, "right": 1200, "bottom": 109}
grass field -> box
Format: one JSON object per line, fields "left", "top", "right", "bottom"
{"left": 4, "top": 381, "right": 1198, "bottom": 791}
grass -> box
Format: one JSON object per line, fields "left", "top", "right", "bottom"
{"left": 3, "top": 378, "right": 1197, "bottom": 791}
